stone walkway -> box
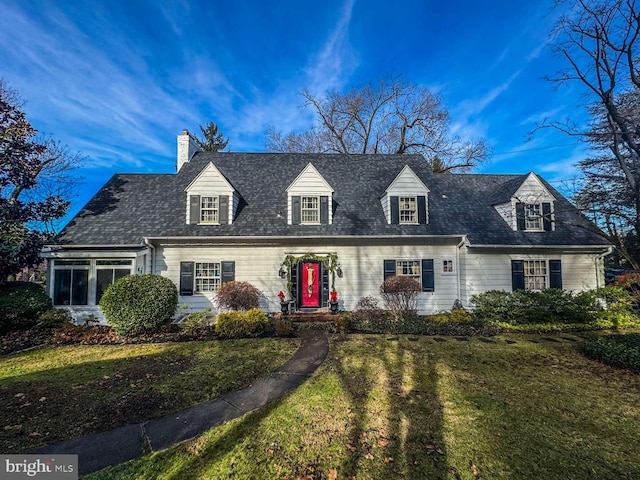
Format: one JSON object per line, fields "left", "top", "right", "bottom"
{"left": 32, "top": 330, "right": 329, "bottom": 476}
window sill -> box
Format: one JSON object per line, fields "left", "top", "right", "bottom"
{"left": 197, "top": 222, "right": 220, "bottom": 226}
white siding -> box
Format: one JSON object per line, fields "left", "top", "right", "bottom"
{"left": 287, "top": 163, "right": 334, "bottom": 224}
{"left": 460, "top": 249, "right": 602, "bottom": 307}
{"left": 513, "top": 173, "right": 555, "bottom": 204}
{"left": 383, "top": 165, "right": 430, "bottom": 224}
{"left": 185, "top": 163, "right": 235, "bottom": 224}
{"left": 155, "top": 242, "right": 460, "bottom": 314}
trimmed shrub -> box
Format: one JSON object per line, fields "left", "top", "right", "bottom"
{"left": 470, "top": 288, "right": 624, "bottom": 325}
{"left": 335, "top": 312, "right": 352, "bottom": 334}
{"left": 380, "top": 276, "right": 422, "bottom": 319}
{"left": 215, "top": 308, "right": 269, "bottom": 339}
{"left": 583, "top": 333, "right": 640, "bottom": 371}
{"left": 274, "top": 317, "right": 293, "bottom": 337}
{"left": 215, "top": 281, "right": 262, "bottom": 311}
{"left": 353, "top": 296, "right": 385, "bottom": 323}
{"left": 36, "top": 309, "right": 74, "bottom": 330}
{"left": 100, "top": 274, "right": 178, "bottom": 337}
{"left": 449, "top": 308, "right": 473, "bottom": 323}
{"left": 0, "top": 282, "right": 52, "bottom": 332}
{"left": 180, "top": 308, "right": 212, "bottom": 336}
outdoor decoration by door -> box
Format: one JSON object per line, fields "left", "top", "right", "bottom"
{"left": 300, "top": 262, "right": 320, "bottom": 307}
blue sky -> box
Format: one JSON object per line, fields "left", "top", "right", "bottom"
{"left": 1, "top": 0, "right": 591, "bottom": 227}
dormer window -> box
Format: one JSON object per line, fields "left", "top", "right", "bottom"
{"left": 524, "top": 203, "right": 542, "bottom": 230}
{"left": 399, "top": 197, "right": 417, "bottom": 224}
{"left": 301, "top": 196, "right": 320, "bottom": 224}
{"left": 200, "top": 196, "right": 219, "bottom": 224}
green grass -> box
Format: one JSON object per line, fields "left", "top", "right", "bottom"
{"left": 0, "top": 338, "right": 299, "bottom": 453}
{"left": 88, "top": 334, "right": 640, "bottom": 480}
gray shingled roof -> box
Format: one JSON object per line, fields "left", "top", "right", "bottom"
{"left": 54, "top": 152, "right": 609, "bottom": 247}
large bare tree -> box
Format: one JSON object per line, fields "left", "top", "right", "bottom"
{"left": 0, "top": 79, "right": 82, "bottom": 280}
{"left": 543, "top": 0, "right": 640, "bottom": 269}
{"left": 266, "top": 76, "right": 489, "bottom": 173}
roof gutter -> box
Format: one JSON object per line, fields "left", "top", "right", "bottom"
{"left": 143, "top": 234, "right": 468, "bottom": 242}
{"left": 467, "top": 244, "right": 611, "bottom": 251}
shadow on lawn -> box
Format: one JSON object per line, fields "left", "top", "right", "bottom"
{"left": 0, "top": 351, "right": 196, "bottom": 453}
{"left": 332, "top": 336, "right": 451, "bottom": 479}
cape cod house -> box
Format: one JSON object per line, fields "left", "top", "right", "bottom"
{"left": 41, "top": 131, "right": 611, "bottom": 321}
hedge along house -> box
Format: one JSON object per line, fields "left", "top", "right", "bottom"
{"left": 41, "top": 130, "right": 611, "bottom": 322}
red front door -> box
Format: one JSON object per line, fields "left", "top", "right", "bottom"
{"left": 300, "top": 262, "right": 320, "bottom": 307}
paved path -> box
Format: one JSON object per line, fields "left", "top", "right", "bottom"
{"left": 32, "top": 331, "right": 329, "bottom": 476}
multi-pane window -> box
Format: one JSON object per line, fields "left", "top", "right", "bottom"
{"left": 195, "top": 262, "right": 221, "bottom": 292}
{"left": 399, "top": 197, "right": 417, "bottom": 224}
{"left": 301, "top": 196, "right": 319, "bottom": 223}
{"left": 443, "top": 259, "right": 454, "bottom": 273}
{"left": 200, "top": 196, "right": 219, "bottom": 224}
{"left": 524, "top": 203, "right": 542, "bottom": 230}
{"left": 53, "top": 260, "right": 90, "bottom": 306}
{"left": 396, "top": 260, "right": 421, "bottom": 281}
{"left": 524, "top": 260, "right": 547, "bottom": 291}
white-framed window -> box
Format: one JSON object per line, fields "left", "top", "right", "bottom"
{"left": 524, "top": 260, "right": 547, "bottom": 291}
{"left": 195, "top": 262, "right": 221, "bottom": 292}
{"left": 95, "top": 259, "right": 133, "bottom": 303}
{"left": 524, "top": 203, "right": 542, "bottom": 230}
{"left": 53, "top": 260, "right": 90, "bottom": 306}
{"left": 200, "top": 196, "right": 219, "bottom": 224}
{"left": 396, "top": 260, "right": 421, "bottom": 281}
{"left": 442, "top": 259, "right": 454, "bottom": 274}
{"left": 399, "top": 197, "right": 417, "bottom": 224}
{"left": 301, "top": 196, "right": 319, "bottom": 224}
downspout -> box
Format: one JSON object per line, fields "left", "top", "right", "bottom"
{"left": 595, "top": 246, "right": 614, "bottom": 288}
{"left": 456, "top": 236, "right": 467, "bottom": 306}
{"left": 143, "top": 238, "right": 155, "bottom": 275}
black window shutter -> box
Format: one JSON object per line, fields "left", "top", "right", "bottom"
{"left": 516, "top": 203, "right": 525, "bottom": 230}
{"left": 180, "top": 262, "right": 194, "bottom": 296}
{"left": 221, "top": 261, "right": 235, "bottom": 284}
{"left": 292, "top": 196, "right": 301, "bottom": 224}
{"left": 549, "top": 260, "right": 562, "bottom": 289}
{"left": 383, "top": 260, "right": 396, "bottom": 280}
{"left": 190, "top": 196, "right": 201, "bottom": 225}
{"left": 422, "top": 259, "right": 434, "bottom": 292}
{"left": 417, "top": 196, "right": 427, "bottom": 224}
{"left": 511, "top": 260, "right": 525, "bottom": 291}
{"left": 390, "top": 196, "right": 399, "bottom": 224}
{"left": 542, "top": 203, "right": 552, "bottom": 231}
{"left": 219, "top": 195, "right": 229, "bottom": 225}
{"left": 320, "top": 196, "right": 329, "bottom": 224}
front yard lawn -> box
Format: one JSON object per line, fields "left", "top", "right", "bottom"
{"left": 0, "top": 338, "right": 299, "bottom": 453}
{"left": 89, "top": 334, "right": 640, "bottom": 480}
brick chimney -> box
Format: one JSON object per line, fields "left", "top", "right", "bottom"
{"left": 176, "top": 130, "right": 201, "bottom": 172}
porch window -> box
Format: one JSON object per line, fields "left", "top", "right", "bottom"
{"left": 301, "top": 196, "right": 319, "bottom": 224}
{"left": 399, "top": 197, "right": 417, "bottom": 224}
{"left": 195, "top": 262, "right": 221, "bottom": 292}
{"left": 53, "top": 260, "right": 90, "bottom": 306}
{"left": 200, "top": 196, "right": 219, "bottom": 224}
{"left": 95, "top": 260, "right": 133, "bottom": 303}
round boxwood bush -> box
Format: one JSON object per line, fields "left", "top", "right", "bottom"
{"left": 100, "top": 274, "right": 178, "bottom": 336}
{"left": 0, "top": 282, "right": 52, "bottom": 332}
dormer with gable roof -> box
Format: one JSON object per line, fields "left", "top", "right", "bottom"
{"left": 185, "top": 162, "right": 238, "bottom": 225}
{"left": 381, "top": 165, "right": 430, "bottom": 224}
{"left": 494, "top": 172, "right": 556, "bottom": 232}
{"left": 286, "top": 163, "right": 334, "bottom": 225}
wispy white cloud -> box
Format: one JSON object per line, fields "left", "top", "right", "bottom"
{"left": 304, "top": 0, "right": 357, "bottom": 96}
